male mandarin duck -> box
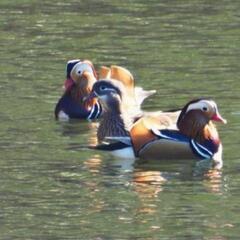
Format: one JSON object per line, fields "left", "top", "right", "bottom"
{"left": 89, "top": 80, "right": 227, "bottom": 169}
{"left": 55, "top": 59, "right": 102, "bottom": 121}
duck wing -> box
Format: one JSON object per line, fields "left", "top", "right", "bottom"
{"left": 130, "top": 118, "right": 199, "bottom": 160}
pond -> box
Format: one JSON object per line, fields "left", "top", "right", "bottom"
{"left": 0, "top": 0, "right": 240, "bottom": 239}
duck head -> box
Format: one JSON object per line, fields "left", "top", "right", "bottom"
{"left": 89, "top": 79, "right": 132, "bottom": 142}
{"left": 89, "top": 79, "right": 125, "bottom": 114}
{"left": 177, "top": 98, "right": 227, "bottom": 142}
{"left": 64, "top": 59, "right": 97, "bottom": 90}
{"left": 64, "top": 59, "right": 98, "bottom": 106}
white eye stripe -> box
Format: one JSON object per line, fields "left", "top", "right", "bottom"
{"left": 100, "top": 86, "right": 117, "bottom": 92}
{"left": 71, "top": 62, "right": 94, "bottom": 76}
{"left": 186, "top": 102, "right": 205, "bottom": 113}
{"left": 106, "top": 87, "right": 116, "bottom": 92}
{"left": 186, "top": 100, "right": 215, "bottom": 113}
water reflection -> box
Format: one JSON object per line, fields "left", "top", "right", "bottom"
{"left": 83, "top": 145, "right": 226, "bottom": 197}
{"left": 202, "top": 169, "right": 224, "bottom": 194}
{"left": 1, "top": 0, "right": 239, "bottom": 237}
{"left": 84, "top": 154, "right": 102, "bottom": 173}
{"left": 56, "top": 120, "right": 98, "bottom": 140}
{"left": 132, "top": 170, "right": 165, "bottom": 198}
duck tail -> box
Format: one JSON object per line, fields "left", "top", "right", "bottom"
{"left": 134, "top": 87, "right": 156, "bottom": 105}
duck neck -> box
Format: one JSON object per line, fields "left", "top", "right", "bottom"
{"left": 97, "top": 111, "right": 132, "bottom": 143}
{"left": 201, "top": 122, "right": 220, "bottom": 145}
{"left": 177, "top": 111, "right": 220, "bottom": 145}
{"left": 179, "top": 119, "right": 219, "bottom": 145}
{"left": 68, "top": 83, "right": 95, "bottom": 109}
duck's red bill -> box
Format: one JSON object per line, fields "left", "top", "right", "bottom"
{"left": 211, "top": 113, "right": 227, "bottom": 124}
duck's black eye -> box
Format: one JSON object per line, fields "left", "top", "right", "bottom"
{"left": 100, "top": 86, "right": 106, "bottom": 91}
{"left": 78, "top": 70, "right": 82, "bottom": 74}
{"left": 202, "top": 106, "right": 208, "bottom": 111}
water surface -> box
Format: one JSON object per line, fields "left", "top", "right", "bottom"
{"left": 0, "top": 0, "right": 240, "bottom": 239}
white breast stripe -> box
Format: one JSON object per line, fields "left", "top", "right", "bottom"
{"left": 95, "top": 102, "right": 101, "bottom": 118}
{"left": 152, "top": 128, "right": 179, "bottom": 141}
{"left": 191, "top": 139, "right": 211, "bottom": 159}
{"left": 87, "top": 104, "right": 96, "bottom": 120}
{"left": 195, "top": 141, "right": 213, "bottom": 156}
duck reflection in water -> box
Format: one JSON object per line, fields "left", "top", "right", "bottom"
{"left": 133, "top": 160, "right": 226, "bottom": 199}
{"left": 132, "top": 169, "right": 166, "bottom": 198}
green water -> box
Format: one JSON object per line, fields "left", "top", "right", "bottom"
{"left": 1, "top": 0, "right": 240, "bottom": 239}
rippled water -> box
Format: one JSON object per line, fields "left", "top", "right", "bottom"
{"left": 1, "top": 0, "right": 240, "bottom": 239}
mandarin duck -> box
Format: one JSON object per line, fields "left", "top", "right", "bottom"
{"left": 89, "top": 80, "right": 227, "bottom": 169}
{"left": 55, "top": 59, "right": 102, "bottom": 121}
